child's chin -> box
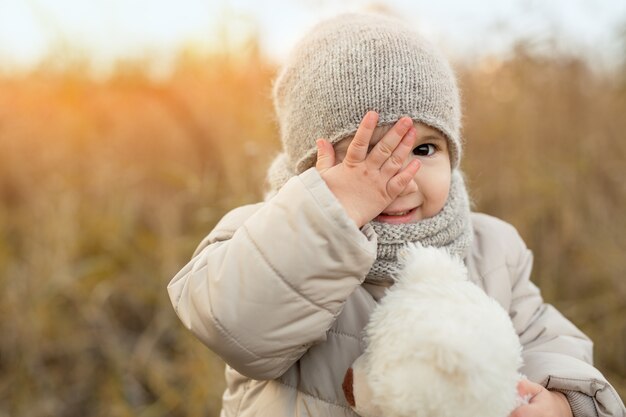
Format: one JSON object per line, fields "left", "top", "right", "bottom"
{"left": 374, "top": 207, "right": 419, "bottom": 224}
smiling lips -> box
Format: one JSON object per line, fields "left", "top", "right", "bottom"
{"left": 374, "top": 207, "right": 418, "bottom": 223}
{"left": 382, "top": 209, "right": 412, "bottom": 216}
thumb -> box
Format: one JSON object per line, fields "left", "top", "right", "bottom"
{"left": 517, "top": 378, "right": 544, "bottom": 399}
{"left": 315, "top": 139, "right": 335, "bottom": 172}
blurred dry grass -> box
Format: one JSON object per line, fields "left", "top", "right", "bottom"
{"left": 0, "top": 42, "right": 624, "bottom": 416}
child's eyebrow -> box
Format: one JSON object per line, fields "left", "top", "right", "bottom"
{"left": 420, "top": 135, "right": 447, "bottom": 143}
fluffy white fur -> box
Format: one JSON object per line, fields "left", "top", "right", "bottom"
{"left": 349, "top": 244, "right": 524, "bottom": 417}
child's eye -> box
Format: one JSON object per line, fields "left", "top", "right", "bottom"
{"left": 412, "top": 144, "right": 437, "bottom": 157}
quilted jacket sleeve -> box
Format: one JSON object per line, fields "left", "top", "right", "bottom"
{"left": 167, "top": 168, "right": 377, "bottom": 380}
{"left": 505, "top": 224, "right": 625, "bottom": 417}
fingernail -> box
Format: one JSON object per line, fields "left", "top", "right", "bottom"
{"left": 316, "top": 139, "right": 323, "bottom": 150}
{"left": 365, "top": 111, "right": 378, "bottom": 127}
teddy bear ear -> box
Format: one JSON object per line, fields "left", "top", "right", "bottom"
{"left": 342, "top": 367, "right": 355, "bottom": 407}
{"left": 343, "top": 356, "right": 385, "bottom": 417}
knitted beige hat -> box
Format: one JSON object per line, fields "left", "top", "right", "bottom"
{"left": 270, "top": 12, "right": 462, "bottom": 185}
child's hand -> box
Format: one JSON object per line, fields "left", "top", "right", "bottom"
{"left": 315, "top": 111, "right": 419, "bottom": 228}
{"left": 510, "top": 379, "right": 573, "bottom": 417}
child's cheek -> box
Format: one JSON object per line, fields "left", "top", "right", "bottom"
{"left": 418, "top": 169, "right": 452, "bottom": 218}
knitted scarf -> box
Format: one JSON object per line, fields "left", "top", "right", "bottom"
{"left": 266, "top": 154, "right": 473, "bottom": 284}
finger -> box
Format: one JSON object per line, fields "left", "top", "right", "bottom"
{"left": 517, "top": 379, "right": 544, "bottom": 399}
{"left": 386, "top": 159, "right": 420, "bottom": 198}
{"left": 367, "top": 117, "right": 413, "bottom": 168}
{"left": 315, "top": 139, "right": 335, "bottom": 172}
{"left": 344, "top": 111, "right": 378, "bottom": 165}
{"left": 380, "top": 127, "right": 416, "bottom": 177}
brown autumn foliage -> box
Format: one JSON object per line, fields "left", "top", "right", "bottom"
{"left": 0, "top": 42, "right": 624, "bottom": 416}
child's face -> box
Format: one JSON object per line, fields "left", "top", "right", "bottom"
{"left": 333, "top": 121, "right": 451, "bottom": 224}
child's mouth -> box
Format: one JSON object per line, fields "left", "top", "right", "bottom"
{"left": 374, "top": 207, "right": 417, "bottom": 224}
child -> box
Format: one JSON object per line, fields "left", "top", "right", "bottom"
{"left": 167, "top": 12, "right": 625, "bottom": 417}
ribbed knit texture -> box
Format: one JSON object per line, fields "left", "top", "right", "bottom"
{"left": 272, "top": 12, "right": 463, "bottom": 175}
{"left": 556, "top": 390, "right": 599, "bottom": 417}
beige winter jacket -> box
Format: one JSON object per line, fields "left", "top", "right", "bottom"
{"left": 168, "top": 168, "right": 625, "bottom": 417}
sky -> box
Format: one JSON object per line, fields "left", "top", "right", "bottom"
{"left": 0, "top": 0, "right": 624, "bottom": 74}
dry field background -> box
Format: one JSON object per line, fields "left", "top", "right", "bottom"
{"left": 0, "top": 40, "right": 625, "bottom": 416}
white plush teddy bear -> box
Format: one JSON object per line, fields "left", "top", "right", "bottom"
{"left": 342, "top": 244, "right": 526, "bottom": 417}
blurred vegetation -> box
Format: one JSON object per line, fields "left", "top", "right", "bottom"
{"left": 0, "top": 36, "right": 625, "bottom": 416}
